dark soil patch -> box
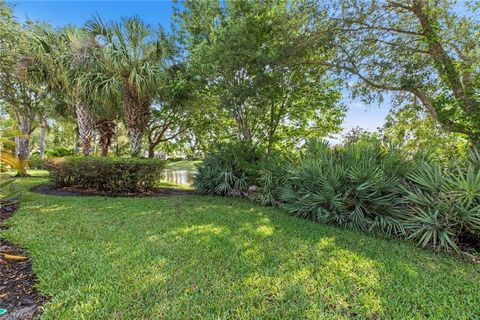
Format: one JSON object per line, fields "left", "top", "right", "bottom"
{"left": 1, "top": 204, "right": 47, "bottom": 320}
{"left": 31, "top": 182, "right": 195, "bottom": 198}
{"left": 0, "top": 204, "right": 18, "bottom": 226}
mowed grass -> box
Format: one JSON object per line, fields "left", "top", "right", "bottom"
{"left": 2, "top": 178, "right": 480, "bottom": 319}
{"left": 166, "top": 160, "right": 201, "bottom": 171}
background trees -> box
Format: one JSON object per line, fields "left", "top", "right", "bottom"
{"left": 0, "top": 6, "right": 48, "bottom": 174}
{"left": 1, "top": 0, "right": 478, "bottom": 164}
{"left": 307, "top": 0, "right": 480, "bottom": 145}
{"left": 176, "top": 0, "right": 345, "bottom": 150}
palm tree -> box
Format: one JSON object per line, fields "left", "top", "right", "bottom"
{"left": 31, "top": 25, "right": 103, "bottom": 156}
{"left": 84, "top": 15, "right": 168, "bottom": 157}
{"left": 89, "top": 89, "right": 121, "bottom": 156}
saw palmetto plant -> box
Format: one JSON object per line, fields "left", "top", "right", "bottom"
{"left": 193, "top": 142, "right": 264, "bottom": 196}
{"left": 404, "top": 150, "right": 480, "bottom": 251}
{"left": 281, "top": 140, "right": 410, "bottom": 236}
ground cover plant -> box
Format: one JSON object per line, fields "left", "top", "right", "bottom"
{"left": 404, "top": 150, "right": 480, "bottom": 251}
{"left": 1, "top": 176, "right": 479, "bottom": 319}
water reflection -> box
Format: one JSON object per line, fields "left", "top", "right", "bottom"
{"left": 164, "top": 169, "right": 195, "bottom": 186}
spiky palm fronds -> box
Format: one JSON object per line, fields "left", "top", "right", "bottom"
{"left": 27, "top": 25, "right": 106, "bottom": 156}
{"left": 193, "top": 143, "right": 265, "bottom": 196}
{"left": 281, "top": 140, "right": 409, "bottom": 236}
{"left": 404, "top": 152, "right": 480, "bottom": 251}
{"left": 84, "top": 15, "right": 170, "bottom": 157}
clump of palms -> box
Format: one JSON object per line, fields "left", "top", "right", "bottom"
{"left": 193, "top": 142, "right": 264, "bottom": 196}
{"left": 29, "top": 24, "right": 101, "bottom": 156}
{"left": 83, "top": 15, "right": 170, "bottom": 157}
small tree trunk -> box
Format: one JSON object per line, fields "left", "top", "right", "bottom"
{"left": 75, "top": 103, "right": 94, "bottom": 157}
{"left": 148, "top": 145, "right": 155, "bottom": 158}
{"left": 17, "top": 136, "right": 30, "bottom": 160}
{"left": 15, "top": 136, "right": 29, "bottom": 177}
{"left": 234, "top": 104, "right": 252, "bottom": 142}
{"left": 100, "top": 142, "right": 109, "bottom": 157}
{"left": 39, "top": 122, "right": 47, "bottom": 161}
{"left": 14, "top": 111, "right": 32, "bottom": 176}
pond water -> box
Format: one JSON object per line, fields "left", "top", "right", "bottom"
{"left": 164, "top": 169, "right": 196, "bottom": 186}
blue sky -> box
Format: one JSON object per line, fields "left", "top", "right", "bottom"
{"left": 8, "top": 0, "right": 391, "bottom": 139}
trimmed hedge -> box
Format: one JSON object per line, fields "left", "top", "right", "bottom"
{"left": 45, "top": 157, "right": 166, "bottom": 192}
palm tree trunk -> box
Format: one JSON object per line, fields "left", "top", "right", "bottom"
{"left": 124, "top": 88, "right": 150, "bottom": 157}
{"left": 129, "top": 130, "right": 143, "bottom": 158}
{"left": 96, "top": 119, "right": 116, "bottom": 157}
{"left": 75, "top": 102, "right": 94, "bottom": 157}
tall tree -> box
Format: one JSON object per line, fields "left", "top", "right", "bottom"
{"left": 29, "top": 25, "right": 100, "bottom": 156}
{"left": 0, "top": 5, "right": 46, "bottom": 174}
{"left": 176, "top": 0, "right": 344, "bottom": 149}
{"left": 307, "top": 0, "right": 480, "bottom": 144}
{"left": 145, "top": 64, "right": 194, "bottom": 158}
{"left": 84, "top": 15, "right": 170, "bottom": 157}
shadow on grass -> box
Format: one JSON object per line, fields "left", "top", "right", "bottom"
{"left": 4, "top": 192, "right": 480, "bottom": 319}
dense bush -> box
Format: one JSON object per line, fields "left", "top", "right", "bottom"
{"left": 193, "top": 142, "right": 265, "bottom": 196}
{"left": 193, "top": 140, "right": 480, "bottom": 253}
{"left": 45, "top": 157, "right": 166, "bottom": 192}
{"left": 248, "top": 152, "right": 296, "bottom": 205}
{"left": 404, "top": 150, "right": 480, "bottom": 251}
{"left": 281, "top": 139, "right": 410, "bottom": 236}
{"left": 194, "top": 143, "right": 295, "bottom": 204}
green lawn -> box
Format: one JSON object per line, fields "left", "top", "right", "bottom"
{"left": 166, "top": 160, "right": 201, "bottom": 171}
{"left": 2, "top": 177, "right": 480, "bottom": 319}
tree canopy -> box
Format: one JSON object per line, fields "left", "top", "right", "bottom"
{"left": 0, "top": 0, "right": 478, "bottom": 164}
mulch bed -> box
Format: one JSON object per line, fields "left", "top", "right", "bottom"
{"left": 0, "top": 204, "right": 18, "bottom": 231}
{"left": 1, "top": 204, "right": 47, "bottom": 320}
{"left": 31, "top": 182, "right": 195, "bottom": 197}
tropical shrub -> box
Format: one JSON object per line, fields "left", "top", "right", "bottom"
{"left": 253, "top": 154, "right": 294, "bottom": 206}
{"left": 193, "top": 142, "right": 264, "bottom": 196}
{"left": 281, "top": 139, "right": 411, "bottom": 236}
{"left": 193, "top": 139, "right": 480, "bottom": 253}
{"left": 45, "top": 157, "right": 166, "bottom": 192}
{"left": 404, "top": 150, "right": 480, "bottom": 251}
